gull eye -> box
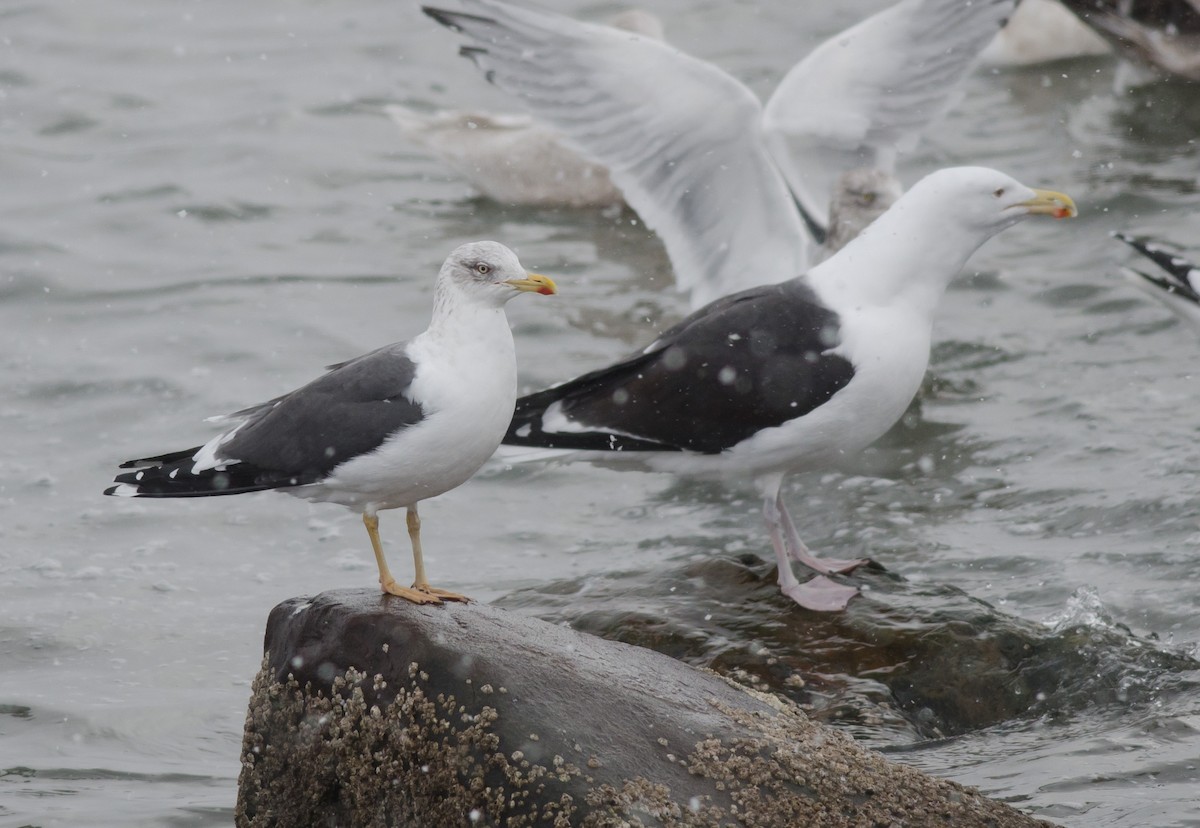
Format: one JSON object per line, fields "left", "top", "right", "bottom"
{"left": 861, "top": 192, "right": 876, "bottom": 205}
{"left": 993, "top": 187, "right": 1006, "bottom": 198}
{"left": 475, "top": 262, "right": 492, "bottom": 276}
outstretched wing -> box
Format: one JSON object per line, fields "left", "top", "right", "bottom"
{"left": 762, "top": 0, "right": 1016, "bottom": 232}
{"left": 505, "top": 280, "right": 855, "bottom": 455}
{"left": 424, "top": 0, "right": 810, "bottom": 306}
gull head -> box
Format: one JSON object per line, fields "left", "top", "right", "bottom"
{"left": 905, "top": 167, "right": 1077, "bottom": 236}
{"left": 439, "top": 240, "right": 557, "bottom": 307}
{"left": 815, "top": 167, "right": 1077, "bottom": 314}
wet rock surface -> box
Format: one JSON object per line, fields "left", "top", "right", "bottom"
{"left": 237, "top": 589, "right": 1055, "bottom": 827}
{"left": 497, "top": 554, "right": 1200, "bottom": 744}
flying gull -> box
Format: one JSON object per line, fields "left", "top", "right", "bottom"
{"left": 105, "top": 241, "right": 557, "bottom": 605}
{"left": 424, "top": 0, "right": 1015, "bottom": 307}
{"left": 503, "top": 168, "right": 1077, "bottom": 611}
{"left": 1116, "top": 232, "right": 1200, "bottom": 328}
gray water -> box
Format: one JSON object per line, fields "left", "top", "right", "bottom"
{"left": 2, "top": 1, "right": 1199, "bottom": 825}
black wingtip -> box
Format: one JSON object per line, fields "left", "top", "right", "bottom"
{"left": 422, "top": 6, "right": 497, "bottom": 32}
{"left": 1119, "top": 235, "right": 1200, "bottom": 304}
{"left": 422, "top": 6, "right": 462, "bottom": 31}
{"left": 1115, "top": 233, "right": 1197, "bottom": 282}
{"left": 458, "top": 46, "right": 494, "bottom": 82}
{"left": 116, "top": 446, "right": 204, "bottom": 470}
{"left": 1126, "top": 267, "right": 1169, "bottom": 291}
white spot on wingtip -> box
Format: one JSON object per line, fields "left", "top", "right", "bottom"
{"left": 109, "top": 483, "right": 140, "bottom": 497}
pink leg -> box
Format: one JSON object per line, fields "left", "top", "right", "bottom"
{"left": 763, "top": 493, "right": 858, "bottom": 612}
{"left": 776, "top": 490, "right": 867, "bottom": 575}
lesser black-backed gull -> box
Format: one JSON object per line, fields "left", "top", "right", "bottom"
{"left": 502, "top": 168, "right": 1077, "bottom": 611}
{"left": 105, "top": 241, "right": 557, "bottom": 605}
{"left": 424, "top": 0, "right": 1014, "bottom": 307}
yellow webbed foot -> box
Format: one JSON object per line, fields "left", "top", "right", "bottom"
{"left": 417, "top": 584, "right": 470, "bottom": 604}
{"left": 381, "top": 577, "right": 444, "bottom": 605}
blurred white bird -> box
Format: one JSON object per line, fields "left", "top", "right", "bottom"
{"left": 979, "top": 0, "right": 1110, "bottom": 67}
{"left": 386, "top": 107, "right": 624, "bottom": 208}
{"left": 386, "top": 9, "right": 663, "bottom": 209}
{"left": 1058, "top": 0, "right": 1200, "bottom": 84}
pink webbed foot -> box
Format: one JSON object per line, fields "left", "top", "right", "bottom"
{"left": 780, "top": 575, "right": 860, "bottom": 612}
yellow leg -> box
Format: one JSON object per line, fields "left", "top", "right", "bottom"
{"left": 407, "top": 506, "right": 429, "bottom": 588}
{"left": 406, "top": 505, "right": 469, "bottom": 603}
{"left": 363, "top": 511, "right": 441, "bottom": 605}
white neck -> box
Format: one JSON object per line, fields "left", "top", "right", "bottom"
{"left": 809, "top": 188, "right": 1005, "bottom": 322}
{"left": 427, "top": 277, "right": 509, "bottom": 331}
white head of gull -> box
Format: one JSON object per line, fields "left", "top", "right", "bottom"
{"left": 106, "top": 241, "right": 557, "bottom": 605}
{"left": 502, "top": 167, "right": 1076, "bottom": 611}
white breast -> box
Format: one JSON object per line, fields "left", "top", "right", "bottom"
{"left": 292, "top": 306, "right": 519, "bottom": 512}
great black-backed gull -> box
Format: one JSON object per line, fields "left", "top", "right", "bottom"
{"left": 424, "top": 0, "right": 1014, "bottom": 307}
{"left": 502, "top": 168, "right": 1076, "bottom": 611}
{"left": 105, "top": 241, "right": 557, "bottom": 605}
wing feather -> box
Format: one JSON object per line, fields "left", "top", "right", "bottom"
{"left": 425, "top": 0, "right": 810, "bottom": 306}
{"left": 762, "top": 0, "right": 1016, "bottom": 229}
{"left": 505, "top": 281, "right": 855, "bottom": 454}
{"left": 106, "top": 344, "right": 427, "bottom": 497}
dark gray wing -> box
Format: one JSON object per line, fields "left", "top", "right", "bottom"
{"left": 505, "top": 280, "right": 855, "bottom": 455}
{"left": 220, "top": 342, "right": 424, "bottom": 476}
{"left": 106, "top": 343, "right": 425, "bottom": 498}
